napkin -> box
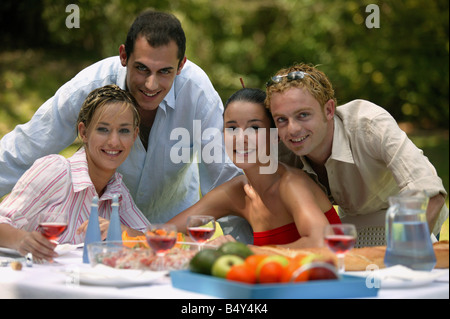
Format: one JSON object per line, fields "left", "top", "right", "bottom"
{"left": 374, "top": 265, "right": 444, "bottom": 282}
{"left": 106, "top": 195, "right": 122, "bottom": 242}
{"left": 82, "top": 196, "right": 102, "bottom": 263}
{"left": 353, "top": 265, "right": 446, "bottom": 288}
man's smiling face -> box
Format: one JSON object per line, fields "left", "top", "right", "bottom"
{"left": 270, "top": 86, "right": 334, "bottom": 163}
{"left": 119, "top": 35, "right": 185, "bottom": 113}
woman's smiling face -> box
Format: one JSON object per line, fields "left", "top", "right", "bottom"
{"left": 79, "top": 102, "right": 138, "bottom": 175}
{"left": 223, "top": 100, "right": 274, "bottom": 169}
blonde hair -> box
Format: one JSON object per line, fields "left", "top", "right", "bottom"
{"left": 265, "top": 63, "right": 336, "bottom": 109}
{"left": 77, "top": 85, "right": 140, "bottom": 135}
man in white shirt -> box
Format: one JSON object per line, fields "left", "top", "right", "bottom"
{"left": 266, "top": 63, "right": 448, "bottom": 246}
{"left": 0, "top": 10, "right": 252, "bottom": 242}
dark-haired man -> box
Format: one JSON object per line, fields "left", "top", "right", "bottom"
{"left": 0, "top": 11, "right": 251, "bottom": 242}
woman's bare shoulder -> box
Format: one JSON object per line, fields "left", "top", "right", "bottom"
{"left": 278, "top": 162, "right": 311, "bottom": 185}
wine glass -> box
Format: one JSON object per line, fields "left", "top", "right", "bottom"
{"left": 38, "top": 210, "right": 69, "bottom": 243}
{"left": 36, "top": 210, "right": 68, "bottom": 264}
{"left": 145, "top": 223, "right": 177, "bottom": 271}
{"left": 324, "top": 224, "right": 357, "bottom": 274}
{"left": 186, "top": 215, "right": 216, "bottom": 250}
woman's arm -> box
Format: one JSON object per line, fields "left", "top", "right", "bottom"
{"left": 168, "top": 177, "right": 246, "bottom": 233}
{"left": 278, "top": 173, "right": 330, "bottom": 248}
{"left": 0, "top": 155, "right": 70, "bottom": 259}
{"left": 0, "top": 223, "right": 57, "bottom": 261}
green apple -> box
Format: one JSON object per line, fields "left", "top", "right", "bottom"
{"left": 211, "top": 255, "right": 245, "bottom": 278}
{"left": 255, "top": 255, "right": 289, "bottom": 276}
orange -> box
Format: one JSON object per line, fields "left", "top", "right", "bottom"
{"left": 257, "top": 261, "right": 284, "bottom": 283}
{"left": 226, "top": 263, "right": 256, "bottom": 284}
{"left": 122, "top": 231, "right": 149, "bottom": 248}
{"left": 281, "top": 261, "right": 309, "bottom": 283}
{"left": 280, "top": 254, "right": 310, "bottom": 283}
{"left": 244, "top": 254, "right": 268, "bottom": 273}
{"left": 174, "top": 232, "right": 185, "bottom": 248}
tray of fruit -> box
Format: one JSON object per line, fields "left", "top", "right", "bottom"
{"left": 170, "top": 242, "right": 379, "bottom": 299}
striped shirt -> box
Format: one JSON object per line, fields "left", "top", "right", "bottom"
{"left": 0, "top": 148, "right": 150, "bottom": 244}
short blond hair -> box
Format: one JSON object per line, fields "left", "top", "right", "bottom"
{"left": 265, "top": 63, "right": 336, "bottom": 109}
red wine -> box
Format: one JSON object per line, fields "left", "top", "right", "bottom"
{"left": 187, "top": 227, "right": 215, "bottom": 243}
{"left": 325, "top": 235, "right": 356, "bottom": 254}
{"left": 39, "top": 223, "right": 68, "bottom": 240}
{"left": 147, "top": 236, "right": 176, "bottom": 254}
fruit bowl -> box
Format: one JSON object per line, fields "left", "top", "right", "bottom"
{"left": 87, "top": 241, "right": 214, "bottom": 271}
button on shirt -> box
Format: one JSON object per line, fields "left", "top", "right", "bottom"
{"left": 0, "top": 148, "right": 150, "bottom": 244}
{"left": 0, "top": 57, "right": 242, "bottom": 227}
{"left": 279, "top": 99, "right": 448, "bottom": 235}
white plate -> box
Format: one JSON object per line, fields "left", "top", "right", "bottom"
{"left": 55, "top": 243, "right": 84, "bottom": 256}
{"left": 63, "top": 264, "right": 168, "bottom": 287}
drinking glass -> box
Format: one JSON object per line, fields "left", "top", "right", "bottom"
{"left": 145, "top": 223, "right": 177, "bottom": 271}
{"left": 186, "top": 215, "right": 216, "bottom": 250}
{"left": 38, "top": 210, "right": 69, "bottom": 243}
{"left": 324, "top": 224, "right": 357, "bottom": 274}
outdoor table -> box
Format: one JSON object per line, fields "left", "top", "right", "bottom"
{"left": 1, "top": 248, "right": 448, "bottom": 300}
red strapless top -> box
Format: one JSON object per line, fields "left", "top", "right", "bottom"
{"left": 252, "top": 207, "right": 341, "bottom": 246}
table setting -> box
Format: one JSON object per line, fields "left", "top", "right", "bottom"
{"left": 1, "top": 211, "right": 449, "bottom": 299}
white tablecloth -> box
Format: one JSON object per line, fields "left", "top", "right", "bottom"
{"left": 1, "top": 249, "right": 448, "bottom": 299}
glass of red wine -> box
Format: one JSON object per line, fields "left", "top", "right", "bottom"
{"left": 324, "top": 224, "right": 357, "bottom": 274}
{"left": 145, "top": 223, "right": 177, "bottom": 271}
{"left": 38, "top": 210, "right": 68, "bottom": 243}
{"left": 186, "top": 215, "right": 216, "bottom": 251}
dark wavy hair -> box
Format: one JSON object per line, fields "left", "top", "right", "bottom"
{"left": 124, "top": 10, "right": 186, "bottom": 68}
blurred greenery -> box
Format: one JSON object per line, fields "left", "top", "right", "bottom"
{"left": 1, "top": 0, "right": 448, "bottom": 129}
{"left": 0, "top": 0, "right": 448, "bottom": 234}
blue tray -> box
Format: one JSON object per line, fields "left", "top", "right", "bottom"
{"left": 170, "top": 270, "right": 379, "bottom": 299}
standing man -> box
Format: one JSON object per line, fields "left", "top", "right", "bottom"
{"left": 266, "top": 63, "right": 448, "bottom": 246}
{"left": 0, "top": 10, "right": 252, "bottom": 242}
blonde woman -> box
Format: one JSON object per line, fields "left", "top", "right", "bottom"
{"left": 0, "top": 85, "right": 149, "bottom": 261}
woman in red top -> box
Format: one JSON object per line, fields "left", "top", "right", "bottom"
{"left": 169, "top": 88, "right": 340, "bottom": 248}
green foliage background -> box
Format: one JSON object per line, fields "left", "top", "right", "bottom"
{"left": 0, "top": 0, "right": 448, "bottom": 235}
{"left": 1, "top": 0, "right": 449, "bottom": 129}
{"left": 0, "top": 0, "right": 448, "bottom": 185}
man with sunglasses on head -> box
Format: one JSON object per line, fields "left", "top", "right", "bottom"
{"left": 0, "top": 10, "right": 252, "bottom": 243}
{"left": 266, "top": 63, "right": 448, "bottom": 247}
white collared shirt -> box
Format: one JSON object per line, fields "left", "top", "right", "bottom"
{"left": 0, "top": 148, "right": 150, "bottom": 244}
{"left": 280, "top": 99, "right": 448, "bottom": 235}
{"left": 0, "top": 57, "right": 243, "bottom": 232}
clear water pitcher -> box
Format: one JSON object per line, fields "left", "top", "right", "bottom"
{"left": 384, "top": 190, "right": 436, "bottom": 271}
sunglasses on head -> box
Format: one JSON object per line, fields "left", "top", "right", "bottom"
{"left": 266, "top": 71, "right": 319, "bottom": 88}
